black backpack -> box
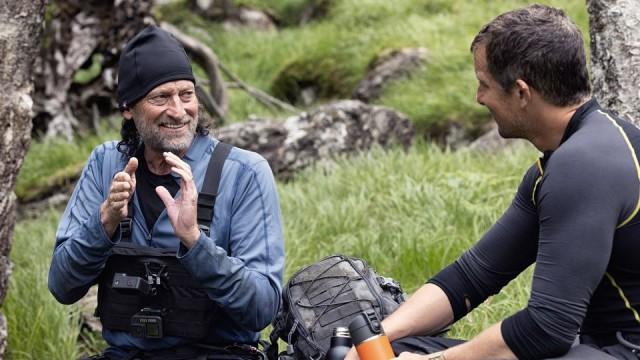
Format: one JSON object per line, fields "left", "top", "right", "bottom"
{"left": 267, "top": 254, "right": 406, "bottom": 360}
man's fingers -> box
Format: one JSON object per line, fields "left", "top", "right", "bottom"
{"left": 163, "top": 152, "right": 191, "bottom": 172}
{"left": 124, "top": 157, "right": 138, "bottom": 177}
{"left": 156, "top": 186, "right": 173, "bottom": 208}
{"left": 111, "top": 180, "right": 132, "bottom": 193}
{"left": 109, "top": 191, "right": 131, "bottom": 203}
{"left": 170, "top": 166, "right": 193, "bottom": 183}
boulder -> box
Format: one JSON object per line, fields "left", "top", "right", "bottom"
{"left": 217, "top": 100, "right": 415, "bottom": 179}
{"left": 353, "top": 48, "right": 427, "bottom": 103}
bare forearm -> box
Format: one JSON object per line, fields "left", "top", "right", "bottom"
{"left": 384, "top": 283, "right": 455, "bottom": 341}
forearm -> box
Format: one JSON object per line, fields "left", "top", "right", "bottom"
{"left": 384, "top": 283, "right": 454, "bottom": 341}
{"left": 49, "top": 210, "right": 116, "bottom": 304}
{"left": 179, "top": 234, "right": 282, "bottom": 330}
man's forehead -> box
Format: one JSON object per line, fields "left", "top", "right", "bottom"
{"left": 149, "top": 80, "right": 195, "bottom": 93}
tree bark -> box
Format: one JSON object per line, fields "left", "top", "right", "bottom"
{"left": 0, "top": 0, "right": 47, "bottom": 356}
{"left": 33, "top": 0, "right": 228, "bottom": 140}
{"left": 588, "top": 0, "right": 640, "bottom": 125}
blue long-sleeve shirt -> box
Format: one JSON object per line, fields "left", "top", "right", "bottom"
{"left": 48, "top": 135, "right": 285, "bottom": 356}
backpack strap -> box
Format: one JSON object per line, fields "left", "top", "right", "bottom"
{"left": 197, "top": 141, "right": 233, "bottom": 237}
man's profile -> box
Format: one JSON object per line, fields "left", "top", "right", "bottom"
{"left": 348, "top": 4, "right": 640, "bottom": 360}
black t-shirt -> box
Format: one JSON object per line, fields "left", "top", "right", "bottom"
{"left": 134, "top": 146, "right": 179, "bottom": 232}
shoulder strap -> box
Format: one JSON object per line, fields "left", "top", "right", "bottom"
{"left": 197, "top": 141, "right": 233, "bottom": 237}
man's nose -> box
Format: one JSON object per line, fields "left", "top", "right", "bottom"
{"left": 165, "top": 94, "right": 186, "bottom": 119}
{"left": 476, "top": 91, "right": 485, "bottom": 106}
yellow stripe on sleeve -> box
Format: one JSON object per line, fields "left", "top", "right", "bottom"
{"left": 599, "top": 110, "right": 640, "bottom": 228}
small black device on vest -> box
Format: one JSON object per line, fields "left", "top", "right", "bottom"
{"left": 96, "top": 142, "right": 233, "bottom": 340}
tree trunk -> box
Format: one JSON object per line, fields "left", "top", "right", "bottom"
{"left": 33, "top": 0, "right": 228, "bottom": 140}
{"left": 588, "top": 0, "right": 640, "bottom": 125}
{"left": 0, "top": 0, "right": 47, "bottom": 357}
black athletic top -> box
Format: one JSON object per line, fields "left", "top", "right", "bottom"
{"left": 135, "top": 146, "right": 179, "bottom": 232}
{"left": 430, "top": 98, "right": 640, "bottom": 359}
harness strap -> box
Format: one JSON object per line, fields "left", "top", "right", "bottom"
{"left": 197, "top": 142, "right": 233, "bottom": 237}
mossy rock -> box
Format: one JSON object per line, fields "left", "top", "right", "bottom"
{"left": 271, "top": 57, "right": 352, "bottom": 106}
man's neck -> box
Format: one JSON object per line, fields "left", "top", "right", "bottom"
{"left": 528, "top": 98, "right": 589, "bottom": 152}
{"left": 143, "top": 147, "right": 187, "bottom": 175}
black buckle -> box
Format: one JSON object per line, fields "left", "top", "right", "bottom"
{"left": 197, "top": 193, "right": 216, "bottom": 237}
{"left": 119, "top": 218, "right": 132, "bottom": 240}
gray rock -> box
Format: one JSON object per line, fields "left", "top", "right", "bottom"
{"left": 353, "top": 48, "right": 427, "bottom": 103}
{"left": 468, "top": 123, "right": 528, "bottom": 152}
{"left": 217, "top": 100, "right": 415, "bottom": 179}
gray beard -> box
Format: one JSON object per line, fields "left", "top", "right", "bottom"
{"left": 135, "top": 115, "right": 198, "bottom": 154}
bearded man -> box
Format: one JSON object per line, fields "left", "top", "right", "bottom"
{"left": 48, "top": 26, "right": 284, "bottom": 359}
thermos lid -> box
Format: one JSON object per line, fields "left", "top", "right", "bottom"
{"left": 348, "top": 311, "right": 384, "bottom": 344}
{"left": 333, "top": 327, "right": 351, "bottom": 337}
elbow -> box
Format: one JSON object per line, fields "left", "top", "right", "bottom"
{"left": 48, "top": 281, "right": 76, "bottom": 305}
{"left": 248, "top": 292, "right": 281, "bottom": 332}
{"left": 48, "top": 269, "right": 82, "bottom": 305}
{"left": 502, "top": 306, "right": 580, "bottom": 360}
{"left": 237, "top": 283, "right": 281, "bottom": 332}
{"left": 544, "top": 339, "right": 574, "bottom": 359}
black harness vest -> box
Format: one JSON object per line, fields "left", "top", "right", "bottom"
{"left": 95, "top": 142, "right": 233, "bottom": 340}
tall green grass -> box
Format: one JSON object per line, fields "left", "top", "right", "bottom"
{"left": 16, "top": 127, "right": 119, "bottom": 202}
{"left": 5, "top": 143, "right": 539, "bottom": 355}
{"left": 278, "top": 141, "right": 538, "bottom": 338}
{"left": 4, "top": 210, "right": 81, "bottom": 359}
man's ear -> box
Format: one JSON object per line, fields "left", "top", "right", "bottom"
{"left": 122, "top": 108, "right": 134, "bottom": 120}
{"left": 514, "top": 79, "right": 531, "bottom": 108}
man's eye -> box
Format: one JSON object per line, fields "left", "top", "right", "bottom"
{"left": 179, "top": 91, "right": 194, "bottom": 101}
{"left": 148, "top": 94, "right": 169, "bottom": 105}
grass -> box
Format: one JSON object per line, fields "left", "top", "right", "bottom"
{"left": 6, "top": 0, "right": 589, "bottom": 355}
{"left": 277, "top": 142, "right": 538, "bottom": 337}
{"left": 5, "top": 142, "right": 539, "bottom": 355}
{"left": 16, "top": 127, "right": 119, "bottom": 202}
{"left": 156, "top": 0, "right": 589, "bottom": 134}
{"left": 4, "top": 210, "right": 82, "bottom": 360}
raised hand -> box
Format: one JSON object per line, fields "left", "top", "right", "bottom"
{"left": 155, "top": 152, "right": 201, "bottom": 248}
{"left": 100, "top": 157, "right": 138, "bottom": 237}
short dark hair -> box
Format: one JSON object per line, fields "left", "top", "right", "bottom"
{"left": 470, "top": 4, "right": 590, "bottom": 106}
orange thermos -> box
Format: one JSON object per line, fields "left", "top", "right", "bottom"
{"left": 348, "top": 311, "right": 395, "bottom": 360}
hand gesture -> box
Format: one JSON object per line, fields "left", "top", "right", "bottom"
{"left": 100, "top": 157, "right": 137, "bottom": 237}
{"left": 156, "top": 152, "right": 201, "bottom": 248}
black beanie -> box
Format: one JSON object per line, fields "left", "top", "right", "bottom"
{"left": 117, "top": 26, "right": 195, "bottom": 110}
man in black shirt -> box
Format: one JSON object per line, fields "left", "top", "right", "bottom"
{"left": 348, "top": 4, "right": 640, "bottom": 360}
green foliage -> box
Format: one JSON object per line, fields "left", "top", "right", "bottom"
{"left": 6, "top": 143, "right": 538, "bottom": 354}
{"left": 73, "top": 54, "right": 104, "bottom": 85}
{"left": 271, "top": 57, "right": 351, "bottom": 105}
{"left": 5, "top": 210, "right": 81, "bottom": 360}
{"left": 157, "top": 0, "right": 589, "bottom": 132}
{"left": 16, "top": 127, "right": 118, "bottom": 202}
{"left": 278, "top": 142, "right": 538, "bottom": 337}
{"left": 235, "top": 0, "right": 312, "bottom": 26}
